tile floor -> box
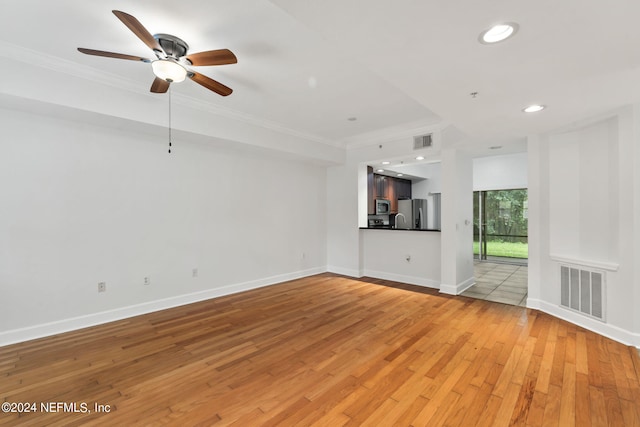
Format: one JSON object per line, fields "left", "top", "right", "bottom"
{"left": 461, "top": 261, "right": 528, "bottom": 306}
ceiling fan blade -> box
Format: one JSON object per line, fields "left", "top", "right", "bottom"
{"left": 112, "top": 10, "right": 163, "bottom": 53}
{"left": 189, "top": 71, "right": 233, "bottom": 96}
{"left": 150, "top": 77, "right": 170, "bottom": 93}
{"left": 77, "top": 48, "right": 151, "bottom": 62}
{"left": 185, "top": 49, "right": 237, "bottom": 66}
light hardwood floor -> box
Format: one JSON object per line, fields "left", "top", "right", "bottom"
{"left": 1, "top": 273, "right": 639, "bottom": 426}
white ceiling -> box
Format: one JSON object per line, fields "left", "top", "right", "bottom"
{"left": 2, "top": 0, "right": 640, "bottom": 152}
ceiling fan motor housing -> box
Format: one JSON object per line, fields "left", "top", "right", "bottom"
{"left": 154, "top": 33, "right": 189, "bottom": 59}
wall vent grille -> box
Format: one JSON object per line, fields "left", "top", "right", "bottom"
{"left": 413, "top": 134, "right": 433, "bottom": 150}
{"left": 560, "top": 265, "right": 605, "bottom": 321}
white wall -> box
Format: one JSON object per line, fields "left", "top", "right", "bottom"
{"left": 473, "top": 152, "right": 528, "bottom": 191}
{"left": 409, "top": 152, "right": 527, "bottom": 199}
{"left": 411, "top": 162, "right": 442, "bottom": 198}
{"left": 440, "top": 149, "right": 474, "bottom": 294}
{"left": 361, "top": 229, "right": 441, "bottom": 288}
{"left": 548, "top": 122, "right": 617, "bottom": 261}
{"left": 528, "top": 107, "right": 640, "bottom": 347}
{"left": 0, "top": 107, "right": 327, "bottom": 344}
{"left": 326, "top": 162, "right": 361, "bottom": 276}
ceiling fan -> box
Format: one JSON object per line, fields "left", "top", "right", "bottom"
{"left": 78, "top": 10, "right": 237, "bottom": 96}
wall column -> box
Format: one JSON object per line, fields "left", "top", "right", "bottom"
{"left": 440, "top": 148, "right": 474, "bottom": 294}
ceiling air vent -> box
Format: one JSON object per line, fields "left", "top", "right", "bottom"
{"left": 413, "top": 134, "right": 433, "bottom": 150}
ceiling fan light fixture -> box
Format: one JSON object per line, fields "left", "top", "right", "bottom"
{"left": 152, "top": 59, "right": 187, "bottom": 83}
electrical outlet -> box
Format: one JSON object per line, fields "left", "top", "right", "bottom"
{"left": 192, "top": 268, "right": 198, "bottom": 278}
{"left": 144, "top": 277, "right": 150, "bottom": 286}
{"left": 98, "top": 282, "right": 106, "bottom": 293}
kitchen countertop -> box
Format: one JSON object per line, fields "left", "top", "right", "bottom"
{"left": 360, "top": 227, "right": 441, "bottom": 232}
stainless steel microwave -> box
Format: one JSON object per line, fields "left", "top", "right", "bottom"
{"left": 375, "top": 199, "right": 391, "bottom": 215}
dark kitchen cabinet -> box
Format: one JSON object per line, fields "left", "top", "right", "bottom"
{"left": 367, "top": 170, "right": 412, "bottom": 215}
{"left": 396, "top": 178, "right": 412, "bottom": 200}
{"left": 389, "top": 180, "right": 397, "bottom": 213}
{"left": 389, "top": 177, "right": 411, "bottom": 213}
{"left": 367, "top": 167, "right": 374, "bottom": 214}
{"left": 374, "top": 174, "right": 389, "bottom": 199}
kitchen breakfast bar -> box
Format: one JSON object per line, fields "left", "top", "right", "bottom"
{"left": 359, "top": 227, "right": 441, "bottom": 290}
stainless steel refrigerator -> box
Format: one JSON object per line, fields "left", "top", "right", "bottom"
{"left": 397, "top": 199, "right": 428, "bottom": 229}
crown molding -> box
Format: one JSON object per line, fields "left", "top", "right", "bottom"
{"left": 0, "top": 41, "right": 342, "bottom": 149}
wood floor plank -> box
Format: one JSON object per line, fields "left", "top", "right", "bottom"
{"left": 0, "top": 273, "right": 638, "bottom": 426}
{"left": 599, "top": 353, "right": 627, "bottom": 426}
{"left": 535, "top": 320, "right": 558, "bottom": 394}
{"left": 441, "top": 383, "right": 479, "bottom": 427}
{"left": 589, "top": 385, "right": 610, "bottom": 427}
{"left": 549, "top": 335, "right": 567, "bottom": 387}
{"left": 493, "top": 381, "right": 523, "bottom": 427}
{"left": 558, "top": 362, "right": 576, "bottom": 426}
{"left": 575, "top": 331, "right": 589, "bottom": 375}
{"left": 575, "top": 372, "right": 592, "bottom": 427}
{"left": 475, "top": 393, "right": 504, "bottom": 427}
{"left": 457, "top": 381, "right": 493, "bottom": 427}
{"left": 509, "top": 376, "right": 536, "bottom": 426}
{"left": 541, "top": 383, "right": 562, "bottom": 426}
{"left": 619, "top": 397, "right": 640, "bottom": 427}
{"left": 525, "top": 389, "right": 548, "bottom": 426}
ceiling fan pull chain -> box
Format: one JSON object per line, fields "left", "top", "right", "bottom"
{"left": 168, "top": 86, "right": 172, "bottom": 154}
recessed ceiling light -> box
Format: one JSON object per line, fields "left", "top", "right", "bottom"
{"left": 397, "top": 174, "right": 404, "bottom": 177}
{"left": 478, "top": 22, "right": 519, "bottom": 44}
{"left": 376, "top": 169, "right": 384, "bottom": 173}
{"left": 347, "top": 117, "right": 357, "bottom": 121}
{"left": 523, "top": 104, "right": 546, "bottom": 113}
{"left": 381, "top": 161, "right": 390, "bottom": 165}
{"left": 489, "top": 146, "right": 502, "bottom": 150}
{"left": 415, "top": 156, "right": 425, "bottom": 161}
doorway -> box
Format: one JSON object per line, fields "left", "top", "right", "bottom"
{"left": 473, "top": 189, "right": 528, "bottom": 265}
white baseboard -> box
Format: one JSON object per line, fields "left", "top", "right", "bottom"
{"left": 0, "top": 267, "right": 326, "bottom": 347}
{"left": 440, "top": 276, "right": 475, "bottom": 295}
{"left": 527, "top": 298, "right": 640, "bottom": 349}
{"left": 326, "top": 265, "right": 362, "bottom": 278}
{"left": 362, "top": 269, "right": 440, "bottom": 289}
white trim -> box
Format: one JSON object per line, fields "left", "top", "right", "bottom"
{"left": 326, "top": 265, "right": 362, "bottom": 278}
{"left": 549, "top": 254, "right": 619, "bottom": 272}
{"left": 439, "top": 276, "right": 476, "bottom": 295}
{"left": 0, "top": 267, "right": 325, "bottom": 347}
{"left": 527, "top": 298, "right": 640, "bottom": 349}
{"left": 362, "top": 269, "right": 440, "bottom": 289}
